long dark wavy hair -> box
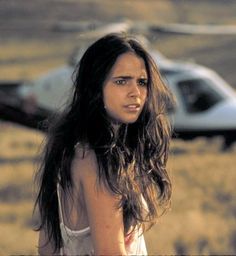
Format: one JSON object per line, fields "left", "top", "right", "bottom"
{"left": 35, "top": 33, "right": 175, "bottom": 252}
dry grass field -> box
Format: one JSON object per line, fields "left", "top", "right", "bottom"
{"left": 1, "top": 0, "right": 236, "bottom": 255}
{"left": 0, "top": 124, "right": 236, "bottom": 255}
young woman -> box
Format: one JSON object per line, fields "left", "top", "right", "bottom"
{"left": 35, "top": 33, "right": 174, "bottom": 255}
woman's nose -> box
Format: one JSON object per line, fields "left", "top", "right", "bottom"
{"left": 128, "top": 81, "right": 140, "bottom": 97}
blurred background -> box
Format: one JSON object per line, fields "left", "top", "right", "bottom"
{"left": 0, "top": 0, "right": 236, "bottom": 254}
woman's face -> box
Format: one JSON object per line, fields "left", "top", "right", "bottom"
{"left": 103, "top": 52, "right": 148, "bottom": 124}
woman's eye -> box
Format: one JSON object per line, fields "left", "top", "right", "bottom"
{"left": 115, "top": 79, "right": 126, "bottom": 85}
{"left": 138, "top": 79, "right": 148, "bottom": 87}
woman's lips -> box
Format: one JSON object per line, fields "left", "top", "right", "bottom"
{"left": 124, "top": 104, "right": 141, "bottom": 112}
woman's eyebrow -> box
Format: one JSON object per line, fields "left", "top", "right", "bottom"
{"left": 112, "top": 75, "right": 148, "bottom": 79}
{"left": 112, "top": 76, "right": 133, "bottom": 79}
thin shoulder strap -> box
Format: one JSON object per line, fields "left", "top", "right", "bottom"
{"left": 57, "top": 181, "right": 65, "bottom": 225}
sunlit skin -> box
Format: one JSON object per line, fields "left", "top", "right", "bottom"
{"left": 103, "top": 52, "right": 148, "bottom": 124}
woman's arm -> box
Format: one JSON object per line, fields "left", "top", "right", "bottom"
{"left": 72, "top": 150, "right": 127, "bottom": 256}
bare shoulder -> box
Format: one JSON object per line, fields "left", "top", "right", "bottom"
{"left": 71, "top": 144, "right": 99, "bottom": 191}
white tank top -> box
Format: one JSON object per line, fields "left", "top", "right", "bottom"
{"left": 57, "top": 183, "right": 147, "bottom": 255}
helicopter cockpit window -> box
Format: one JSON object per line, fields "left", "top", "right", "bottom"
{"left": 177, "top": 78, "right": 223, "bottom": 113}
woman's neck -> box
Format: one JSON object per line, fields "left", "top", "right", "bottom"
{"left": 112, "top": 123, "right": 121, "bottom": 135}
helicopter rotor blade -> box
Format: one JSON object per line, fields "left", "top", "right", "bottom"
{"left": 150, "top": 23, "right": 236, "bottom": 35}
{"left": 53, "top": 20, "right": 132, "bottom": 39}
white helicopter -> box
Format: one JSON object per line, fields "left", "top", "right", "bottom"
{"left": 16, "top": 40, "right": 236, "bottom": 149}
